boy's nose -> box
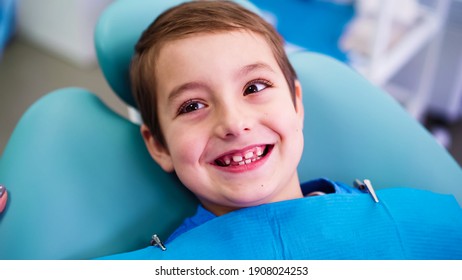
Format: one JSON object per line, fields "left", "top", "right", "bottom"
{"left": 214, "top": 105, "right": 252, "bottom": 139}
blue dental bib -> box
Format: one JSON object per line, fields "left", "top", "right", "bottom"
{"left": 101, "top": 188, "right": 462, "bottom": 260}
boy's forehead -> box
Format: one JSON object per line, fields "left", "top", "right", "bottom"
{"left": 154, "top": 32, "right": 282, "bottom": 101}
{"left": 154, "top": 31, "right": 279, "bottom": 80}
{"left": 159, "top": 30, "right": 270, "bottom": 55}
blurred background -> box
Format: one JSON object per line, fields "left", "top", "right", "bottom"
{"left": 0, "top": 0, "right": 461, "bottom": 166}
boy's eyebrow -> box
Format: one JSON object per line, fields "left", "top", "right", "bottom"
{"left": 238, "top": 62, "right": 276, "bottom": 78}
{"left": 167, "top": 63, "right": 276, "bottom": 104}
{"left": 167, "top": 81, "right": 208, "bottom": 104}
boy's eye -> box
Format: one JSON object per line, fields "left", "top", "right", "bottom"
{"left": 244, "top": 80, "right": 272, "bottom": 96}
{"left": 178, "top": 100, "right": 206, "bottom": 115}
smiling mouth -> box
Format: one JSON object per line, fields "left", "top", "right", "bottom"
{"left": 214, "top": 145, "right": 273, "bottom": 167}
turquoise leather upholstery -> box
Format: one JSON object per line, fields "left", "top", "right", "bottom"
{"left": 293, "top": 52, "right": 462, "bottom": 201}
{"left": 0, "top": 88, "right": 197, "bottom": 259}
{"left": 0, "top": 0, "right": 461, "bottom": 260}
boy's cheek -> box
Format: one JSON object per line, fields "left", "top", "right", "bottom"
{"left": 169, "top": 137, "right": 205, "bottom": 167}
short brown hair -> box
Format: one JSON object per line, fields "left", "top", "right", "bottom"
{"left": 131, "top": 0, "right": 297, "bottom": 148}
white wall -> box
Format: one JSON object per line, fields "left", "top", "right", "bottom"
{"left": 17, "top": 0, "right": 113, "bottom": 68}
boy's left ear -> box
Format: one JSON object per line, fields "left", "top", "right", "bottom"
{"left": 294, "top": 80, "right": 304, "bottom": 126}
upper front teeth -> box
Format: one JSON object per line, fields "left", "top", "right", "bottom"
{"left": 216, "top": 145, "right": 267, "bottom": 167}
{"left": 232, "top": 155, "right": 243, "bottom": 162}
{"left": 244, "top": 151, "right": 253, "bottom": 159}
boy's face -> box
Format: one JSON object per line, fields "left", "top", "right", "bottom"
{"left": 142, "top": 31, "right": 304, "bottom": 215}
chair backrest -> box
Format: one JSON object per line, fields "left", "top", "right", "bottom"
{"left": 0, "top": 0, "right": 461, "bottom": 260}
{"left": 0, "top": 88, "right": 197, "bottom": 259}
{"left": 95, "top": 0, "right": 462, "bottom": 200}
{"left": 292, "top": 51, "right": 462, "bottom": 201}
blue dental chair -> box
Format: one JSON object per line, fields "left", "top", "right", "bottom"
{"left": 0, "top": 0, "right": 461, "bottom": 259}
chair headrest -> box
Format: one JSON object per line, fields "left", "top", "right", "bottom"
{"left": 94, "top": 0, "right": 262, "bottom": 109}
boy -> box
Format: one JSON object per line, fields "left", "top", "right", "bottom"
{"left": 134, "top": 0, "right": 306, "bottom": 217}
{"left": 132, "top": 0, "right": 359, "bottom": 224}
{"left": 101, "top": 0, "right": 462, "bottom": 259}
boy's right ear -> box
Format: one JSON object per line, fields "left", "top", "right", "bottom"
{"left": 140, "top": 124, "right": 174, "bottom": 172}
